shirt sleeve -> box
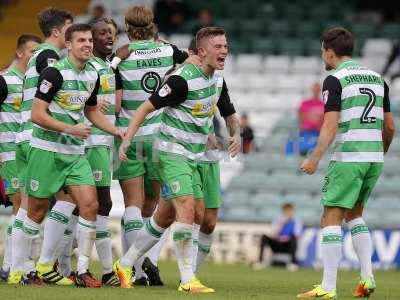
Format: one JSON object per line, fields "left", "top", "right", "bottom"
{"left": 85, "top": 76, "right": 100, "bottom": 106}
{"left": 383, "top": 81, "right": 391, "bottom": 112}
{"left": 114, "top": 68, "right": 123, "bottom": 90}
{"left": 322, "top": 75, "right": 342, "bottom": 112}
{"left": 0, "top": 75, "right": 8, "bottom": 106}
{"left": 35, "top": 49, "right": 60, "bottom": 74}
{"left": 149, "top": 75, "right": 188, "bottom": 109}
{"left": 217, "top": 79, "right": 236, "bottom": 117}
{"left": 34, "top": 67, "right": 63, "bottom": 103}
{"left": 171, "top": 44, "right": 188, "bottom": 64}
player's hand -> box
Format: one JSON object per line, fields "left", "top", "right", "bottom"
{"left": 113, "top": 128, "right": 126, "bottom": 140}
{"left": 300, "top": 157, "right": 319, "bottom": 175}
{"left": 97, "top": 98, "right": 110, "bottom": 114}
{"left": 119, "top": 138, "right": 130, "bottom": 161}
{"left": 185, "top": 54, "right": 201, "bottom": 66}
{"left": 65, "top": 123, "right": 91, "bottom": 139}
{"left": 228, "top": 134, "right": 241, "bottom": 158}
{"left": 115, "top": 44, "right": 130, "bottom": 60}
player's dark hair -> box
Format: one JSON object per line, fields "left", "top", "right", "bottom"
{"left": 196, "top": 26, "right": 225, "bottom": 47}
{"left": 188, "top": 37, "right": 197, "bottom": 54}
{"left": 16, "top": 34, "right": 42, "bottom": 49}
{"left": 125, "top": 5, "right": 157, "bottom": 40}
{"left": 282, "top": 203, "right": 294, "bottom": 210}
{"left": 65, "top": 23, "right": 92, "bottom": 42}
{"left": 320, "top": 27, "right": 354, "bottom": 57}
{"left": 38, "top": 7, "right": 73, "bottom": 37}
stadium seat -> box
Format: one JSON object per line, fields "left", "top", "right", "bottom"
{"left": 277, "top": 39, "right": 305, "bottom": 56}
{"left": 253, "top": 39, "right": 276, "bottom": 56}
{"left": 380, "top": 23, "right": 400, "bottom": 40}
{"left": 362, "top": 39, "right": 393, "bottom": 57}
{"left": 264, "top": 55, "right": 292, "bottom": 74}
{"left": 236, "top": 54, "right": 264, "bottom": 74}
{"left": 291, "top": 57, "right": 322, "bottom": 74}
{"left": 168, "top": 34, "right": 192, "bottom": 49}
{"left": 295, "top": 22, "right": 320, "bottom": 39}
{"left": 267, "top": 21, "right": 291, "bottom": 38}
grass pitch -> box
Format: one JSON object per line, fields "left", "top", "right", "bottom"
{"left": 0, "top": 261, "right": 398, "bottom": 299}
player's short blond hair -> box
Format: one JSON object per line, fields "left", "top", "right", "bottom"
{"left": 125, "top": 5, "right": 156, "bottom": 41}
{"left": 195, "top": 27, "right": 226, "bottom": 48}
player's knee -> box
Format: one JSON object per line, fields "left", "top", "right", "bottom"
{"left": 201, "top": 217, "right": 216, "bottom": 234}
{"left": 96, "top": 186, "right": 112, "bottom": 216}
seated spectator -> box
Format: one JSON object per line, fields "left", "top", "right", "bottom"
{"left": 255, "top": 203, "right": 302, "bottom": 271}
{"left": 286, "top": 82, "right": 324, "bottom": 156}
{"left": 240, "top": 113, "right": 254, "bottom": 154}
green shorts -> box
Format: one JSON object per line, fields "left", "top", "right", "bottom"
{"left": 157, "top": 151, "right": 202, "bottom": 200}
{"left": 16, "top": 142, "right": 30, "bottom": 191}
{"left": 322, "top": 161, "right": 383, "bottom": 209}
{"left": 198, "top": 162, "right": 221, "bottom": 208}
{"left": 0, "top": 160, "right": 19, "bottom": 195}
{"left": 25, "top": 147, "right": 95, "bottom": 198}
{"left": 143, "top": 140, "right": 160, "bottom": 197}
{"left": 113, "top": 140, "right": 145, "bottom": 181}
{"left": 85, "top": 146, "right": 111, "bottom": 187}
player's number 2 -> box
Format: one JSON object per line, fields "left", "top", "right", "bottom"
{"left": 359, "top": 88, "right": 377, "bottom": 124}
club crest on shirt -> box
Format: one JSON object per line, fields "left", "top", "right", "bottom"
{"left": 158, "top": 84, "right": 172, "bottom": 97}
{"left": 30, "top": 179, "right": 39, "bottom": 192}
{"left": 322, "top": 90, "right": 329, "bottom": 103}
{"left": 11, "top": 177, "right": 19, "bottom": 189}
{"left": 39, "top": 79, "right": 52, "bottom": 94}
{"left": 171, "top": 181, "right": 181, "bottom": 193}
{"left": 93, "top": 170, "right": 103, "bottom": 182}
{"left": 86, "top": 80, "right": 96, "bottom": 93}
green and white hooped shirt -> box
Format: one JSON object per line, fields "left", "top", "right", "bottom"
{"left": 32, "top": 56, "right": 99, "bottom": 155}
{"left": 18, "top": 42, "right": 61, "bottom": 144}
{"left": 322, "top": 59, "right": 390, "bottom": 163}
{"left": 0, "top": 66, "right": 24, "bottom": 161}
{"left": 149, "top": 64, "right": 235, "bottom": 161}
{"left": 116, "top": 40, "right": 187, "bottom": 140}
{"left": 85, "top": 56, "right": 118, "bottom": 149}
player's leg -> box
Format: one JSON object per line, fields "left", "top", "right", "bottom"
{"left": 65, "top": 155, "right": 101, "bottom": 288}
{"left": 114, "top": 140, "right": 146, "bottom": 249}
{"left": 346, "top": 162, "right": 382, "bottom": 297}
{"left": 0, "top": 160, "right": 20, "bottom": 280}
{"left": 86, "top": 147, "right": 119, "bottom": 286}
{"left": 115, "top": 198, "right": 173, "bottom": 288}
{"left": 192, "top": 199, "right": 204, "bottom": 270}
{"left": 298, "top": 161, "right": 364, "bottom": 299}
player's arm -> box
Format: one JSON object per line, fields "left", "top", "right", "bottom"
{"left": 32, "top": 68, "right": 90, "bottom": 139}
{"left": 0, "top": 75, "right": 8, "bottom": 107}
{"left": 84, "top": 76, "right": 121, "bottom": 138}
{"left": 301, "top": 75, "right": 341, "bottom": 174}
{"left": 119, "top": 75, "right": 188, "bottom": 160}
{"left": 217, "top": 79, "right": 241, "bottom": 157}
{"left": 382, "top": 81, "right": 395, "bottom": 153}
{"left": 171, "top": 44, "right": 189, "bottom": 64}
{"left": 35, "top": 49, "right": 59, "bottom": 73}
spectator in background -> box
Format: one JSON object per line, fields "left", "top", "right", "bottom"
{"left": 240, "top": 113, "right": 254, "bottom": 154}
{"left": 286, "top": 82, "right": 324, "bottom": 156}
{"left": 255, "top": 203, "right": 302, "bottom": 271}
{"left": 88, "top": 5, "right": 106, "bottom": 25}
{"left": 190, "top": 8, "right": 214, "bottom": 35}
{"left": 382, "top": 41, "right": 400, "bottom": 81}
{"left": 153, "top": 0, "right": 189, "bottom": 35}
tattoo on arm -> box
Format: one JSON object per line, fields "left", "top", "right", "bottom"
{"left": 225, "top": 114, "right": 240, "bottom": 137}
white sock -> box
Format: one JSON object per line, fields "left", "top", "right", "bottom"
{"left": 195, "top": 231, "right": 213, "bottom": 273}
{"left": 123, "top": 206, "right": 143, "bottom": 246}
{"left": 13, "top": 217, "right": 41, "bottom": 273}
{"left": 39, "top": 201, "right": 75, "bottom": 264}
{"left": 134, "top": 217, "right": 150, "bottom": 279}
{"left": 172, "top": 222, "right": 194, "bottom": 284}
{"left": 192, "top": 223, "right": 201, "bottom": 271}
{"left": 95, "top": 215, "right": 113, "bottom": 275}
{"left": 58, "top": 215, "right": 78, "bottom": 276}
{"left": 147, "top": 228, "right": 170, "bottom": 265}
{"left": 76, "top": 217, "right": 96, "bottom": 275}
{"left": 321, "top": 226, "right": 342, "bottom": 292}
{"left": 121, "top": 216, "right": 165, "bottom": 268}
{"left": 11, "top": 208, "right": 28, "bottom": 272}
{"left": 120, "top": 217, "right": 128, "bottom": 255}
{"left": 2, "top": 215, "right": 14, "bottom": 271}
{"left": 347, "top": 217, "right": 373, "bottom": 279}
